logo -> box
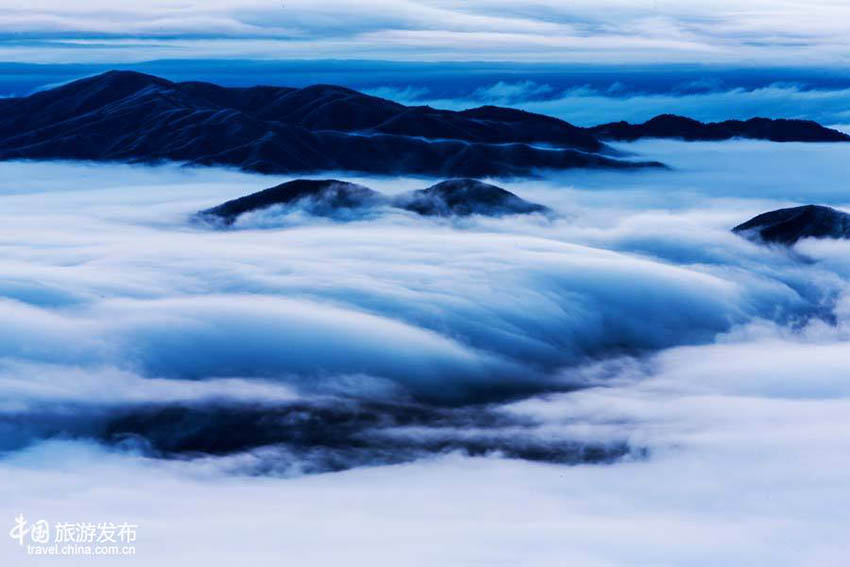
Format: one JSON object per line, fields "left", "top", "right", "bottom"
{"left": 9, "top": 514, "right": 138, "bottom": 557}
{"left": 9, "top": 514, "right": 28, "bottom": 546}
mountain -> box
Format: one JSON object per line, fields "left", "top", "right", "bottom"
{"left": 198, "top": 179, "right": 383, "bottom": 225}
{"left": 0, "top": 70, "right": 660, "bottom": 177}
{"left": 198, "top": 178, "right": 549, "bottom": 224}
{"left": 589, "top": 114, "right": 850, "bottom": 142}
{"left": 733, "top": 205, "right": 850, "bottom": 245}
{"left": 394, "top": 178, "right": 550, "bottom": 217}
{"left": 4, "top": 71, "right": 842, "bottom": 176}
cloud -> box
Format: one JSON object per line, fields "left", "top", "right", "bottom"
{"left": 379, "top": 82, "right": 850, "bottom": 127}
{"left": 2, "top": 139, "right": 850, "bottom": 562}
{"left": 470, "top": 81, "right": 554, "bottom": 104}
{"left": 0, "top": 155, "right": 831, "bottom": 405}
{"left": 1, "top": 1, "right": 850, "bottom": 64}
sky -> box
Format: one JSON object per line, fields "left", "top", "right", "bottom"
{"left": 0, "top": 0, "right": 849, "bottom": 65}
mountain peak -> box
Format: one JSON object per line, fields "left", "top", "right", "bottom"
{"left": 395, "top": 178, "right": 550, "bottom": 217}
{"left": 58, "top": 69, "right": 173, "bottom": 94}
{"left": 645, "top": 114, "right": 702, "bottom": 126}
{"left": 733, "top": 204, "right": 850, "bottom": 245}
{"left": 199, "top": 179, "right": 382, "bottom": 225}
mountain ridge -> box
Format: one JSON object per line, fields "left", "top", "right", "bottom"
{"left": 0, "top": 71, "right": 845, "bottom": 177}
{"left": 590, "top": 113, "right": 850, "bottom": 142}
{"left": 0, "top": 70, "right": 638, "bottom": 177}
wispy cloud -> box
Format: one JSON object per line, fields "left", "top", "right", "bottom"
{"left": 0, "top": 1, "right": 848, "bottom": 63}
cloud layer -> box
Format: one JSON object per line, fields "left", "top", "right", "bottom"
{"left": 2, "top": 139, "right": 850, "bottom": 563}
{"left": 1, "top": 1, "right": 850, "bottom": 64}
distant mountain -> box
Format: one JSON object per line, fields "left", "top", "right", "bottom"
{"left": 733, "top": 205, "right": 850, "bottom": 245}
{"left": 0, "top": 70, "right": 659, "bottom": 177}
{"left": 198, "top": 178, "right": 549, "bottom": 224}
{"left": 589, "top": 114, "right": 850, "bottom": 142}
{"left": 394, "top": 179, "right": 550, "bottom": 217}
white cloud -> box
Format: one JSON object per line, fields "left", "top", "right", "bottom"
{"left": 0, "top": 1, "right": 849, "bottom": 63}
{"left": 2, "top": 140, "right": 850, "bottom": 563}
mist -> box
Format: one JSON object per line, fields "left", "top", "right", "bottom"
{"left": 2, "top": 139, "right": 850, "bottom": 564}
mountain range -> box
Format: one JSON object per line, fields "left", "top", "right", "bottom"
{"left": 0, "top": 71, "right": 846, "bottom": 177}
{"left": 590, "top": 114, "right": 850, "bottom": 142}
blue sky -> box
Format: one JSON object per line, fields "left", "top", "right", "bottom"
{"left": 1, "top": 1, "right": 849, "bottom": 65}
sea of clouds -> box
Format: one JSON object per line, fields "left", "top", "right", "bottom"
{"left": 2, "top": 140, "right": 850, "bottom": 564}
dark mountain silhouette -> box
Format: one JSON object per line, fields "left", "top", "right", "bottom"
{"left": 589, "top": 114, "right": 850, "bottom": 142}
{"left": 733, "top": 205, "right": 850, "bottom": 245}
{"left": 198, "top": 179, "right": 383, "bottom": 225}
{"left": 0, "top": 70, "right": 662, "bottom": 177}
{"left": 4, "top": 71, "right": 841, "bottom": 175}
{"left": 199, "top": 178, "right": 549, "bottom": 224}
{"left": 394, "top": 178, "right": 550, "bottom": 217}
